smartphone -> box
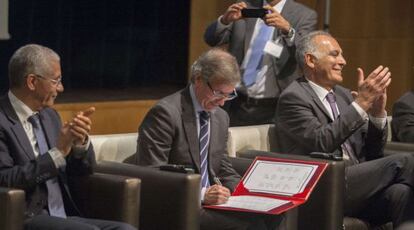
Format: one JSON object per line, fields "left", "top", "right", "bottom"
{"left": 241, "top": 8, "right": 267, "bottom": 18}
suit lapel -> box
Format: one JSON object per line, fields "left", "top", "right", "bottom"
{"left": 181, "top": 88, "right": 201, "bottom": 172}
{"left": 299, "top": 78, "right": 333, "bottom": 121}
{"left": 244, "top": 18, "right": 258, "bottom": 55}
{"left": 0, "top": 96, "right": 36, "bottom": 160}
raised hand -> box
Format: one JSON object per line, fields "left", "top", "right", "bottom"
{"left": 221, "top": 2, "right": 247, "bottom": 25}
{"left": 354, "top": 66, "right": 391, "bottom": 117}
{"left": 263, "top": 5, "right": 290, "bottom": 33}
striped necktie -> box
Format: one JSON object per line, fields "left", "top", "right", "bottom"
{"left": 199, "top": 111, "right": 210, "bottom": 188}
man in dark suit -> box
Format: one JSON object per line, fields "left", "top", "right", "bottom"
{"left": 0, "top": 44, "right": 135, "bottom": 230}
{"left": 136, "top": 48, "right": 281, "bottom": 230}
{"left": 392, "top": 90, "right": 414, "bottom": 143}
{"left": 275, "top": 31, "right": 414, "bottom": 227}
{"left": 204, "top": 0, "right": 317, "bottom": 126}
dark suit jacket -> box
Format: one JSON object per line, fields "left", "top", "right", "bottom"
{"left": 136, "top": 86, "right": 240, "bottom": 191}
{"left": 0, "top": 95, "right": 95, "bottom": 218}
{"left": 204, "top": 0, "right": 317, "bottom": 93}
{"left": 275, "top": 77, "right": 387, "bottom": 162}
{"left": 392, "top": 91, "right": 414, "bottom": 143}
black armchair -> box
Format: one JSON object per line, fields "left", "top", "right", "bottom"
{"left": 96, "top": 161, "right": 201, "bottom": 230}
{"left": 0, "top": 173, "right": 141, "bottom": 230}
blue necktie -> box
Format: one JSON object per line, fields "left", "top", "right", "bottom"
{"left": 243, "top": 21, "right": 273, "bottom": 87}
{"left": 28, "top": 114, "right": 67, "bottom": 218}
{"left": 199, "top": 111, "right": 210, "bottom": 188}
{"left": 326, "top": 92, "right": 359, "bottom": 164}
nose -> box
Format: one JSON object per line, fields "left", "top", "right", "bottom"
{"left": 217, "top": 97, "right": 226, "bottom": 107}
{"left": 338, "top": 54, "right": 346, "bottom": 66}
{"left": 57, "top": 82, "right": 64, "bottom": 92}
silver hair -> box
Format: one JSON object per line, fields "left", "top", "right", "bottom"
{"left": 8, "top": 44, "right": 60, "bottom": 89}
{"left": 295, "top": 30, "right": 333, "bottom": 70}
{"left": 190, "top": 48, "right": 240, "bottom": 85}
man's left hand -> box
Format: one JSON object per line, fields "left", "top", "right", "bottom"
{"left": 263, "top": 5, "right": 290, "bottom": 33}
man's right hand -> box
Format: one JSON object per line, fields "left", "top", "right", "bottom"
{"left": 221, "top": 2, "right": 247, "bottom": 25}
{"left": 203, "top": 184, "right": 231, "bottom": 205}
{"left": 56, "top": 122, "right": 75, "bottom": 156}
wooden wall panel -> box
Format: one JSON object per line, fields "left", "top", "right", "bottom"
{"left": 54, "top": 100, "right": 157, "bottom": 135}
{"left": 189, "top": 0, "right": 414, "bottom": 111}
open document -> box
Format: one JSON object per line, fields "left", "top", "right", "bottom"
{"left": 204, "top": 156, "right": 327, "bottom": 215}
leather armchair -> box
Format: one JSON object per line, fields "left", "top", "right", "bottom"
{"left": 0, "top": 173, "right": 141, "bottom": 230}
{"left": 96, "top": 161, "right": 201, "bottom": 230}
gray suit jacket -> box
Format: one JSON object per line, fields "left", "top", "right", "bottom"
{"left": 0, "top": 95, "right": 95, "bottom": 218}
{"left": 392, "top": 91, "right": 414, "bottom": 143}
{"left": 136, "top": 87, "right": 240, "bottom": 191}
{"left": 204, "top": 0, "right": 317, "bottom": 94}
{"left": 275, "top": 77, "right": 387, "bottom": 162}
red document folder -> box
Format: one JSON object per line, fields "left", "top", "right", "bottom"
{"left": 204, "top": 156, "right": 328, "bottom": 215}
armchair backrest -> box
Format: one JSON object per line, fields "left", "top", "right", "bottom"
{"left": 91, "top": 133, "right": 138, "bottom": 162}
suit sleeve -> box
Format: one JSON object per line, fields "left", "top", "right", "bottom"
{"left": 136, "top": 103, "right": 175, "bottom": 166}
{"left": 216, "top": 117, "right": 241, "bottom": 191}
{"left": 392, "top": 95, "right": 414, "bottom": 143}
{"left": 0, "top": 126, "right": 59, "bottom": 190}
{"left": 277, "top": 89, "right": 368, "bottom": 153}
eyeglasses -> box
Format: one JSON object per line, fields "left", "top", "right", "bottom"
{"left": 206, "top": 81, "right": 237, "bottom": 101}
{"left": 34, "top": 74, "right": 62, "bottom": 86}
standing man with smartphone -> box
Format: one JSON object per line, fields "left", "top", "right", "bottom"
{"left": 204, "top": 0, "right": 317, "bottom": 126}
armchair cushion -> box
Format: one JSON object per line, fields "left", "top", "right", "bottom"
{"left": 91, "top": 133, "right": 138, "bottom": 162}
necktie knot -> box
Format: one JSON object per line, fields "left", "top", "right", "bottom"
{"left": 28, "top": 114, "right": 41, "bottom": 129}
{"left": 326, "top": 92, "right": 336, "bottom": 103}
{"left": 199, "top": 111, "right": 209, "bottom": 122}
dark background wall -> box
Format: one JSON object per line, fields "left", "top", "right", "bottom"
{"left": 0, "top": 0, "right": 190, "bottom": 94}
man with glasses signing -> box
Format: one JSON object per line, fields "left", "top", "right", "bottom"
{"left": 135, "top": 48, "right": 282, "bottom": 230}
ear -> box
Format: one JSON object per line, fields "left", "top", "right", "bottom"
{"left": 26, "top": 74, "right": 37, "bottom": 91}
{"left": 304, "top": 53, "right": 317, "bottom": 69}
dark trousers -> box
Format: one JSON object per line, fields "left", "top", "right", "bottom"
{"left": 224, "top": 95, "right": 277, "bottom": 127}
{"left": 200, "top": 208, "right": 282, "bottom": 230}
{"left": 24, "top": 215, "right": 136, "bottom": 230}
{"left": 345, "top": 153, "right": 414, "bottom": 227}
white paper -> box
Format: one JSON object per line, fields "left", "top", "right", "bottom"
{"left": 214, "top": 195, "right": 290, "bottom": 212}
{"left": 243, "top": 160, "right": 318, "bottom": 196}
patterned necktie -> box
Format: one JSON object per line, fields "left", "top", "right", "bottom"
{"left": 326, "top": 92, "right": 359, "bottom": 164}
{"left": 28, "top": 114, "right": 67, "bottom": 218}
{"left": 199, "top": 111, "right": 210, "bottom": 188}
{"left": 242, "top": 21, "right": 273, "bottom": 87}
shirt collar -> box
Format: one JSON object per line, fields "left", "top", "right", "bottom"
{"left": 264, "top": 0, "right": 287, "bottom": 13}
{"left": 306, "top": 79, "right": 332, "bottom": 101}
{"left": 189, "top": 84, "right": 204, "bottom": 115}
{"left": 8, "top": 91, "right": 36, "bottom": 123}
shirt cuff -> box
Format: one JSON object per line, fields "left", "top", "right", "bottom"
{"left": 216, "top": 15, "right": 233, "bottom": 31}
{"left": 369, "top": 113, "right": 387, "bottom": 130}
{"left": 49, "top": 147, "right": 66, "bottom": 169}
{"left": 351, "top": 101, "right": 369, "bottom": 121}
{"left": 71, "top": 136, "right": 91, "bottom": 159}
{"left": 200, "top": 187, "right": 207, "bottom": 203}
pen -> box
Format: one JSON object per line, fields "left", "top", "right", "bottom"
{"left": 213, "top": 177, "right": 222, "bottom": 186}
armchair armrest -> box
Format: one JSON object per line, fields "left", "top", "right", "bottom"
{"left": 237, "top": 150, "right": 345, "bottom": 230}
{"left": 384, "top": 142, "right": 414, "bottom": 155}
{"left": 0, "top": 187, "right": 25, "bottom": 230}
{"left": 96, "top": 161, "right": 201, "bottom": 230}
{"left": 71, "top": 173, "right": 140, "bottom": 229}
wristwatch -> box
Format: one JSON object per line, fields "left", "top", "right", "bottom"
{"left": 282, "top": 27, "right": 295, "bottom": 39}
